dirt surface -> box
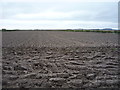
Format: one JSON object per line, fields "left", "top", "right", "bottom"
{"left": 2, "top": 31, "right": 120, "bottom": 88}
{"left": 2, "top": 31, "right": 119, "bottom": 47}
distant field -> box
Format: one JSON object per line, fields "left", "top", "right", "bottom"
{"left": 2, "top": 31, "right": 119, "bottom": 47}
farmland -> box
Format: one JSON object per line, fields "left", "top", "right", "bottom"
{"left": 2, "top": 31, "right": 119, "bottom": 47}
{"left": 2, "top": 31, "right": 120, "bottom": 88}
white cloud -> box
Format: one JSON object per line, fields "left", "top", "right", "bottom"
{"left": 1, "top": 0, "right": 119, "bottom": 3}
{"left": 0, "top": 0, "right": 118, "bottom": 29}
{"left": 12, "top": 10, "right": 95, "bottom": 20}
{"left": 15, "top": 11, "right": 72, "bottom": 19}
{"left": 0, "top": 19, "right": 117, "bottom": 29}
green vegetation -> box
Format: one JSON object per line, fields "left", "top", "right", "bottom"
{"left": 1, "top": 29, "right": 120, "bottom": 33}
{"left": 56, "top": 29, "right": 120, "bottom": 33}
{"left": 1, "top": 29, "right": 20, "bottom": 32}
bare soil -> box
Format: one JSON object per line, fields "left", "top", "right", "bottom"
{"left": 2, "top": 31, "right": 120, "bottom": 88}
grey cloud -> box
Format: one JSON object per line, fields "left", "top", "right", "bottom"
{"left": 0, "top": 2, "right": 118, "bottom": 29}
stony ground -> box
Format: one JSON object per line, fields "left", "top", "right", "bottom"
{"left": 2, "top": 31, "right": 120, "bottom": 89}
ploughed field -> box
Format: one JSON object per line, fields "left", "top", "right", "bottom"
{"left": 2, "top": 31, "right": 119, "bottom": 47}
{"left": 2, "top": 31, "right": 120, "bottom": 88}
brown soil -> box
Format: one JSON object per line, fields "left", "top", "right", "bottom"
{"left": 2, "top": 31, "right": 120, "bottom": 88}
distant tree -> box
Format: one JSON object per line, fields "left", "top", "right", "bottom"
{"left": 2, "top": 28, "right": 6, "bottom": 31}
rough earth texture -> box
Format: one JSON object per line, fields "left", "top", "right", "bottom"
{"left": 2, "top": 31, "right": 120, "bottom": 89}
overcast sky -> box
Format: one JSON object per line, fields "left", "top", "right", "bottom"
{"left": 0, "top": 0, "right": 119, "bottom": 29}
